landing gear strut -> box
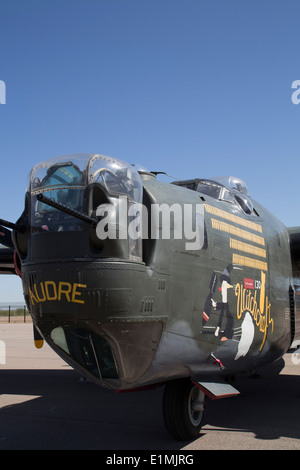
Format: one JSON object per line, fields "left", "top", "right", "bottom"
{"left": 163, "top": 378, "right": 205, "bottom": 441}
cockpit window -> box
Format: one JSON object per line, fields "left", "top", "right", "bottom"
{"left": 197, "top": 179, "right": 254, "bottom": 215}
{"left": 196, "top": 181, "right": 234, "bottom": 203}
{"left": 234, "top": 194, "right": 254, "bottom": 215}
{"left": 173, "top": 176, "right": 256, "bottom": 216}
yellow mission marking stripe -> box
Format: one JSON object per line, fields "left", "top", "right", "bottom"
{"left": 232, "top": 254, "right": 268, "bottom": 272}
{"left": 230, "top": 238, "right": 267, "bottom": 259}
{"left": 205, "top": 204, "right": 262, "bottom": 233}
{"left": 211, "top": 218, "right": 265, "bottom": 246}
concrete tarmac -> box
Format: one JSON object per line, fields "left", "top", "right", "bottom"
{"left": 0, "top": 324, "right": 300, "bottom": 450}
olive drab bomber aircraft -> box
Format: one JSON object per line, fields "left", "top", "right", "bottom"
{"left": 1, "top": 153, "right": 300, "bottom": 441}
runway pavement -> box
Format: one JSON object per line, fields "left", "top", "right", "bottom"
{"left": 0, "top": 323, "right": 300, "bottom": 450}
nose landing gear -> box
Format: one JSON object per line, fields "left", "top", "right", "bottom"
{"left": 163, "top": 378, "right": 205, "bottom": 441}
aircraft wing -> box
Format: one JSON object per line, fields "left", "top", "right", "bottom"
{"left": 0, "top": 225, "right": 15, "bottom": 274}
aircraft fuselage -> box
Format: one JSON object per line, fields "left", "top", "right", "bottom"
{"left": 20, "top": 168, "right": 294, "bottom": 391}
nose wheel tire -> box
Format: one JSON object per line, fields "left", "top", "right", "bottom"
{"left": 163, "top": 378, "right": 205, "bottom": 441}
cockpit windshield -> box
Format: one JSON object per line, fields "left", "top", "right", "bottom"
{"left": 173, "top": 175, "right": 255, "bottom": 215}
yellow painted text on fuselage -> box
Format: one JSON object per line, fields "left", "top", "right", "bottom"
{"left": 29, "top": 281, "right": 87, "bottom": 306}
{"left": 234, "top": 271, "right": 274, "bottom": 350}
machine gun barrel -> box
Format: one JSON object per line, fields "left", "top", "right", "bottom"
{"left": 36, "top": 193, "right": 98, "bottom": 228}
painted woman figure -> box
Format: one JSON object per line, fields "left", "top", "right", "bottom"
{"left": 213, "top": 264, "right": 234, "bottom": 341}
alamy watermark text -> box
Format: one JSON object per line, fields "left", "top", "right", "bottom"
{"left": 95, "top": 197, "right": 205, "bottom": 251}
{"left": 0, "top": 340, "right": 6, "bottom": 364}
{"left": 0, "top": 80, "right": 6, "bottom": 104}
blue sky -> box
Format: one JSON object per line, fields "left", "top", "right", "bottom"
{"left": 1, "top": 0, "right": 300, "bottom": 301}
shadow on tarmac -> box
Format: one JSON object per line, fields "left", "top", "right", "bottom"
{"left": 0, "top": 356, "right": 300, "bottom": 449}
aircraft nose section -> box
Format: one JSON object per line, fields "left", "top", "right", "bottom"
{"left": 22, "top": 259, "right": 165, "bottom": 390}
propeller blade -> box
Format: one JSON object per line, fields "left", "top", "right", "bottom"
{"left": 0, "top": 225, "right": 14, "bottom": 249}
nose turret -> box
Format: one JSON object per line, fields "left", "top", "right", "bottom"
{"left": 17, "top": 154, "right": 162, "bottom": 391}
